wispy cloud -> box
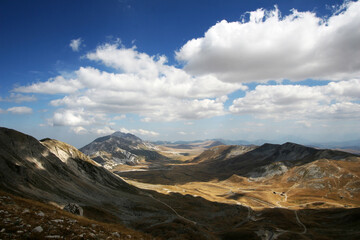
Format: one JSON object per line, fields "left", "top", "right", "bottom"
{"left": 113, "top": 114, "right": 126, "bottom": 120}
{"left": 71, "top": 125, "right": 159, "bottom": 138}
{"left": 91, "top": 126, "right": 115, "bottom": 135}
{"left": 7, "top": 106, "right": 33, "bottom": 114}
{"left": 117, "top": 127, "right": 159, "bottom": 137}
{"left": 132, "top": 128, "right": 159, "bottom": 137}
{"left": 71, "top": 126, "right": 88, "bottom": 135}
{"left": 69, "top": 38, "right": 83, "bottom": 52}
{"left": 0, "top": 93, "right": 36, "bottom": 103}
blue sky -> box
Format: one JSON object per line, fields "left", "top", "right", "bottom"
{"left": 1, "top": 0, "right": 360, "bottom": 148}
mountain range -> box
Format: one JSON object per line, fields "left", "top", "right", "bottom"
{"left": 1, "top": 127, "right": 360, "bottom": 239}
{"left": 154, "top": 138, "right": 360, "bottom": 153}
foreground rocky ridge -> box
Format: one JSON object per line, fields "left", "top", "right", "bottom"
{"left": 0, "top": 127, "right": 136, "bottom": 203}
{"left": 0, "top": 191, "right": 150, "bottom": 239}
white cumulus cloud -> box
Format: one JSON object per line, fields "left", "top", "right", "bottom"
{"left": 176, "top": 1, "right": 360, "bottom": 83}
{"left": 49, "top": 108, "right": 106, "bottom": 126}
{"left": 91, "top": 126, "right": 115, "bottom": 135}
{"left": 14, "top": 43, "right": 246, "bottom": 124}
{"left": 132, "top": 129, "right": 160, "bottom": 137}
{"left": 229, "top": 79, "right": 360, "bottom": 120}
{"left": 14, "top": 76, "right": 81, "bottom": 94}
{"left": 71, "top": 126, "right": 88, "bottom": 135}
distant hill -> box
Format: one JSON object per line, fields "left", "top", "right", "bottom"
{"left": 153, "top": 138, "right": 273, "bottom": 147}
{"left": 205, "top": 142, "right": 358, "bottom": 179}
{"left": 155, "top": 138, "right": 360, "bottom": 153}
{"left": 191, "top": 145, "right": 257, "bottom": 164}
{"left": 80, "top": 131, "right": 170, "bottom": 169}
{"left": 309, "top": 139, "right": 360, "bottom": 154}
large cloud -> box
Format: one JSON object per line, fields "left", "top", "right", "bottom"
{"left": 176, "top": 1, "right": 360, "bottom": 83}
{"left": 15, "top": 43, "right": 245, "bottom": 124}
{"left": 229, "top": 79, "right": 360, "bottom": 120}
{"left": 50, "top": 109, "right": 99, "bottom": 126}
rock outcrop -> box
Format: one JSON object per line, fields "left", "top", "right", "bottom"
{"left": 63, "top": 203, "right": 83, "bottom": 216}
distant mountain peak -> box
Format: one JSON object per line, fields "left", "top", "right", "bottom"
{"left": 111, "top": 131, "right": 130, "bottom": 137}
{"left": 282, "top": 142, "right": 303, "bottom": 147}
{"left": 257, "top": 142, "right": 312, "bottom": 152}
{"left": 80, "top": 130, "right": 168, "bottom": 169}
{"left": 111, "top": 131, "right": 142, "bottom": 143}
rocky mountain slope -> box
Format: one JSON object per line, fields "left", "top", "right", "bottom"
{"left": 0, "top": 127, "right": 137, "bottom": 204}
{"left": 80, "top": 131, "right": 169, "bottom": 169}
{"left": 273, "top": 158, "right": 360, "bottom": 207}
{"left": 41, "top": 138, "right": 100, "bottom": 166}
{"left": 205, "top": 142, "right": 358, "bottom": 180}
{"left": 191, "top": 145, "right": 257, "bottom": 164}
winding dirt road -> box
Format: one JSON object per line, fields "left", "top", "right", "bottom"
{"left": 295, "top": 210, "right": 307, "bottom": 234}
{"left": 146, "top": 192, "right": 198, "bottom": 225}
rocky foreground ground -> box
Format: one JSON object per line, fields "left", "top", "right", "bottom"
{"left": 0, "top": 191, "right": 153, "bottom": 240}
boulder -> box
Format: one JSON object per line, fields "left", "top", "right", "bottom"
{"left": 32, "top": 226, "right": 43, "bottom": 233}
{"left": 63, "top": 203, "right": 83, "bottom": 216}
